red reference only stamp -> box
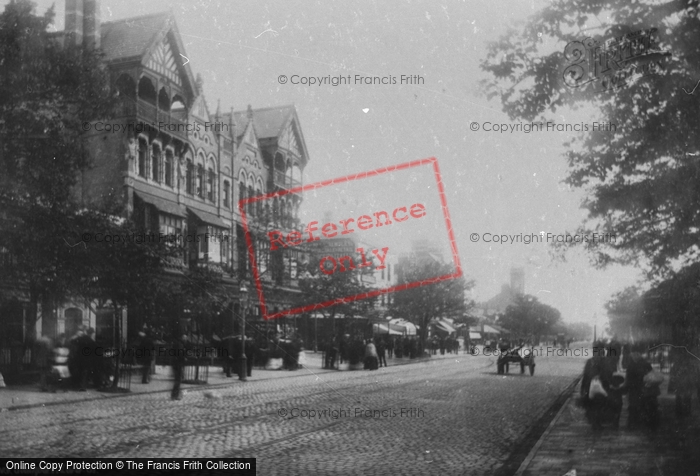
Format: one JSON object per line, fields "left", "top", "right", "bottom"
{"left": 238, "top": 157, "right": 462, "bottom": 320}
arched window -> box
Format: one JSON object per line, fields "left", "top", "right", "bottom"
{"left": 255, "top": 184, "right": 263, "bottom": 217}
{"left": 138, "top": 76, "right": 156, "bottom": 105}
{"left": 223, "top": 180, "right": 230, "bottom": 208}
{"left": 171, "top": 95, "right": 186, "bottom": 111}
{"left": 137, "top": 137, "right": 148, "bottom": 177}
{"left": 196, "top": 164, "right": 204, "bottom": 198}
{"left": 207, "top": 167, "right": 215, "bottom": 201}
{"left": 186, "top": 160, "right": 194, "bottom": 194}
{"left": 151, "top": 143, "right": 161, "bottom": 182}
{"left": 158, "top": 87, "right": 170, "bottom": 111}
{"left": 247, "top": 184, "right": 255, "bottom": 216}
{"left": 164, "top": 149, "right": 174, "bottom": 187}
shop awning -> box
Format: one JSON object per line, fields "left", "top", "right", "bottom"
{"left": 482, "top": 325, "right": 500, "bottom": 334}
{"left": 134, "top": 192, "right": 186, "bottom": 218}
{"left": 469, "top": 332, "right": 482, "bottom": 340}
{"left": 188, "top": 207, "right": 229, "bottom": 229}
{"left": 435, "top": 320, "right": 457, "bottom": 333}
{"left": 373, "top": 323, "right": 404, "bottom": 335}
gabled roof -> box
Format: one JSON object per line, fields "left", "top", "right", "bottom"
{"left": 100, "top": 12, "right": 171, "bottom": 63}
{"left": 99, "top": 12, "right": 196, "bottom": 99}
{"left": 232, "top": 105, "right": 296, "bottom": 140}
{"left": 232, "top": 105, "right": 309, "bottom": 167}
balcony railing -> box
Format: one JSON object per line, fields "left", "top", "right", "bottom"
{"left": 114, "top": 97, "right": 188, "bottom": 141}
{"left": 272, "top": 170, "right": 302, "bottom": 190}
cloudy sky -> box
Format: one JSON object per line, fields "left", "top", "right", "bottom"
{"left": 24, "top": 0, "right": 642, "bottom": 330}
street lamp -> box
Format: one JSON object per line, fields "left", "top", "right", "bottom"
{"left": 239, "top": 280, "right": 249, "bottom": 381}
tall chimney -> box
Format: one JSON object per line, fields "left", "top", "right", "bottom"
{"left": 83, "top": 0, "right": 101, "bottom": 49}
{"left": 65, "top": 0, "right": 84, "bottom": 47}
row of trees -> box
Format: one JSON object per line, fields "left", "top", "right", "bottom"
{"left": 480, "top": 0, "right": 700, "bottom": 343}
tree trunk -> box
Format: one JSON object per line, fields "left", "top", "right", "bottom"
{"left": 111, "top": 304, "right": 121, "bottom": 388}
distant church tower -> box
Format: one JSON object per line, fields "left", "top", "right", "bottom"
{"left": 510, "top": 267, "right": 525, "bottom": 296}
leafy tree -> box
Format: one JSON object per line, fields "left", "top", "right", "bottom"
{"left": 390, "top": 260, "right": 473, "bottom": 352}
{"left": 562, "top": 321, "right": 594, "bottom": 341}
{"left": 297, "top": 261, "right": 377, "bottom": 339}
{"left": 480, "top": 0, "right": 700, "bottom": 278}
{"left": 605, "top": 286, "right": 644, "bottom": 339}
{"left": 0, "top": 0, "right": 114, "bottom": 340}
{"left": 498, "top": 294, "right": 562, "bottom": 343}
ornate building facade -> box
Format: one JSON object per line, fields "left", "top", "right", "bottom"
{"left": 1, "top": 0, "right": 311, "bottom": 347}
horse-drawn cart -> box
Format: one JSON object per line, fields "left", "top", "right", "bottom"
{"left": 497, "top": 345, "right": 535, "bottom": 375}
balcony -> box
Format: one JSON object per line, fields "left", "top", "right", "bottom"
{"left": 114, "top": 97, "right": 189, "bottom": 142}
{"left": 271, "top": 170, "right": 302, "bottom": 190}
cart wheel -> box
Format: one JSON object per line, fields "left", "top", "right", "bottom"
{"left": 529, "top": 363, "right": 535, "bottom": 376}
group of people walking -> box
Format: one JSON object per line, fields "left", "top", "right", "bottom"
{"left": 580, "top": 341, "right": 700, "bottom": 431}
{"left": 428, "top": 336, "right": 459, "bottom": 355}
{"left": 35, "top": 326, "right": 107, "bottom": 392}
{"left": 323, "top": 334, "right": 427, "bottom": 370}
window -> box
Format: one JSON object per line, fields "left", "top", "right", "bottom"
{"left": 138, "top": 138, "right": 147, "bottom": 177}
{"left": 152, "top": 143, "right": 161, "bottom": 182}
{"left": 256, "top": 189, "right": 262, "bottom": 217}
{"left": 221, "top": 233, "right": 230, "bottom": 266}
{"left": 164, "top": 149, "right": 173, "bottom": 187}
{"left": 247, "top": 185, "right": 255, "bottom": 216}
{"left": 196, "top": 165, "right": 204, "bottom": 198}
{"left": 207, "top": 168, "right": 215, "bottom": 201}
{"left": 186, "top": 160, "right": 193, "bottom": 194}
{"left": 198, "top": 225, "right": 224, "bottom": 263}
{"left": 159, "top": 214, "right": 183, "bottom": 236}
{"left": 223, "top": 180, "right": 230, "bottom": 208}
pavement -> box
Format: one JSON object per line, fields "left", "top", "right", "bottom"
{"left": 0, "top": 350, "right": 440, "bottom": 411}
{"left": 516, "top": 366, "right": 700, "bottom": 476}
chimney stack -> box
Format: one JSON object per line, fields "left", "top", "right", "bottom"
{"left": 65, "top": 0, "right": 101, "bottom": 49}
{"left": 65, "top": 0, "right": 84, "bottom": 47}
{"left": 83, "top": 0, "right": 101, "bottom": 49}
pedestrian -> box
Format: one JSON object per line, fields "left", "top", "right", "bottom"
{"left": 138, "top": 328, "right": 155, "bottom": 384}
{"left": 245, "top": 336, "right": 257, "bottom": 376}
{"left": 669, "top": 348, "right": 699, "bottom": 419}
{"left": 581, "top": 342, "right": 623, "bottom": 430}
{"left": 621, "top": 351, "right": 652, "bottom": 428}
{"left": 387, "top": 337, "right": 394, "bottom": 359}
{"left": 35, "top": 335, "right": 53, "bottom": 392}
{"left": 364, "top": 339, "right": 378, "bottom": 370}
{"left": 51, "top": 334, "right": 70, "bottom": 391}
{"left": 171, "top": 334, "right": 186, "bottom": 400}
{"left": 72, "top": 327, "right": 93, "bottom": 391}
{"left": 67, "top": 327, "right": 84, "bottom": 389}
{"left": 395, "top": 337, "right": 403, "bottom": 358}
{"left": 376, "top": 337, "right": 387, "bottom": 368}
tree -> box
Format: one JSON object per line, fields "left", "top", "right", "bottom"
{"left": 297, "top": 262, "right": 377, "bottom": 340}
{"left": 480, "top": 0, "right": 700, "bottom": 279}
{"left": 0, "top": 0, "right": 115, "bottom": 341}
{"left": 562, "top": 321, "right": 594, "bottom": 341}
{"left": 605, "top": 286, "right": 644, "bottom": 340}
{"left": 498, "top": 295, "right": 562, "bottom": 343}
{"left": 390, "top": 260, "right": 473, "bottom": 352}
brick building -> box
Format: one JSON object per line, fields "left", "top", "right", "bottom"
{"left": 0, "top": 0, "right": 310, "bottom": 350}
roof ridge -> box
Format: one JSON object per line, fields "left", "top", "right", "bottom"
{"left": 233, "top": 104, "right": 295, "bottom": 114}
{"left": 100, "top": 10, "right": 171, "bottom": 26}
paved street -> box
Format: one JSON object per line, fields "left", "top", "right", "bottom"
{"left": 0, "top": 348, "right": 583, "bottom": 475}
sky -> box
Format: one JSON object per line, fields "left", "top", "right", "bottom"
{"left": 21, "top": 0, "right": 643, "bottom": 331}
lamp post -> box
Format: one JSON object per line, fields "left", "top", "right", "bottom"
{"left": 239, "top": 280, "right": 249, "bottom": 381}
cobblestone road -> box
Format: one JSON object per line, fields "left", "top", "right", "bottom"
{"left": 1, "top": 348, "right": 583, "bottom": 475}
